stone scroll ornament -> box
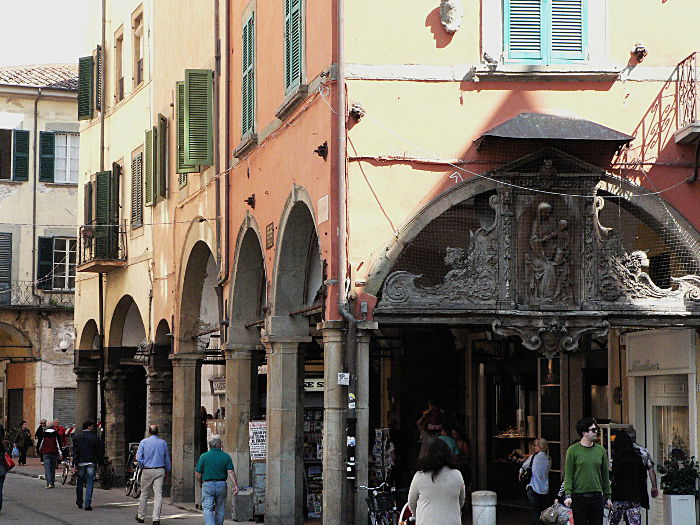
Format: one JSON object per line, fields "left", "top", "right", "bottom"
{"left": 492, "top": 317, "right": 610, "bottom": 358}
{"left": 593, "top": 197, "right": 700, "bottom": 306}
{"left": 380, "top": 197, "right": 499, "bottom": 308}
{"left": 440, "top": 0, "right": 464, "bottom": 33}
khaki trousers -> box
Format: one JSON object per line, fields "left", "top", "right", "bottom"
{"left": 138, "top": 467, "right": 165, "bottom": 520}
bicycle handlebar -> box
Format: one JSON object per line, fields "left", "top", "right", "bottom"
{"left": 357, "top": 481, "right": 390, "bottom": 492}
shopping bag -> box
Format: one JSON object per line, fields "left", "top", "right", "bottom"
{"left": 11, "top": 446, "right": 19, "bottom": 458}
{"left": 3, "top": 452, "right": 15, "bottom": 470}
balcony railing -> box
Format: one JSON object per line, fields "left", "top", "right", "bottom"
{"left": 0, "top": 281, "right": 74, "bottom": 309}
{"left": 677, "top": 52, "right": 698, "bottom": 131}
{"left": 77, "top": 220, "right": 127, "bottom": 273}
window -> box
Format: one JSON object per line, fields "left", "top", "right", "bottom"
{"left": 132, "top": 9, "right": 144, "bottom": 88}
{"left": 115, "top": 29, "right": 124, "bottom": 102}
{"left": 242, "top": 13, "right": 255, "bottom": 136}
{"left": 0, "top": 129, "right": 29, "bottom": 181}
{"left": 284, "top": 0, "right": 303, "bottom": 93}
{"left": 52, "top": 238, "right": 77, "bottom": 290}
{"left": 54, "top": 133, "right": 80, "bottom": 183}
{"left": 503, "top": 0, "right": 587, "bottom": 64}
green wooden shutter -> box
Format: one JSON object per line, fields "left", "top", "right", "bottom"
{"left": 111, "top": 162, "right": 121, "bottom": 223}
{"left": 37, "top": 237, "right": 54, "bottom": 290}
{"left": 242, "top": 14, "right": 255, "bottom": 135}
{"left": 0, "top": 232, "right": 10, "bottom": 304}
{"left": 157, "top": 114, "right": 168, "bottom": 199}
{"left": 145, "top": 127, "right": 156, "bottom": 206}
{"left": 12, "top": 130, "right": 29, "bottom": 181}
{"left": 78, "top": 56, "right": 94, "bottom": 120}
{"left": 184, "top": 69, "right": 213, "bottom": 166}
{"left": 285, "top": 0, "right": 303, "bottom": 92}
{"left": 94, "top": 170, "right": 115, "bottom": 259}
{"left": 39, "top": 131, "right": 55, "bottom": 182}
{"left": 504, "top": 0, "right": 544, "bottom": 62}
{"left": 84, "top": 182, "right": 93, "bottom": 225}
{"left": 95, "top": 45, "right": 103, "bottom": 111}
{"left": 550, "top": 0, "right": 586, "bottom": 61}
{"left": 176, "top": 82, "right": 198, "bottom": 177}
{"left": 131, "top": 153, "right": 143, "bottom": 228}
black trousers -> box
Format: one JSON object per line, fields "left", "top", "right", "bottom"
{"left": 571, "top": 493, "right": 605, "bottom": 525}
{"left": 526, "top": 486, "right": 549, "bottom": 525}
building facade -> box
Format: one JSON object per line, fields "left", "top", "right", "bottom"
{"left": 0, "top": 64, "right": 79, "bottom": 435}
{"left": 75, "top": 1, "right": 700, "bottom": 524}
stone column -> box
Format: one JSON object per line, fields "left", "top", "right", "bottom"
{"left": 355, "top": 321, "right": 377, "bottom": 525}
{"left": 262, "top": 336, "right": 308, "bottom": 525}
{"left": 170, "top": 355, "right": 201, "bottom": 503}
{"left": 104, "top": 368, "right": 127, "bottom": 485}
{"left": 147, "top": 367, "right": 173, "bottom": 450}
{"left": 318, "top": 321, "right": 346, "bottom": 524}
{"left": 74, "top": 366, "right": 98, "bottom": 427}
{"left": 223, "top": 343, "right": 259, "bottom": 487}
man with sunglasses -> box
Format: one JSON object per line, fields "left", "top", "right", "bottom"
{"left": 563, "top": 417, "right": 613, "bottom": 525}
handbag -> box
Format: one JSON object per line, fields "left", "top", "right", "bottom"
{"left": 519, "top": 460, "right": 533, "bottom": 485}
{"left": 11, "top": 445, "right": 19, "bottom": 457}
{"left": 3, "top": 452, "right": 15, "bottom": 470}
{"left": 540, "top": 502, "right": 571, "bottom": 525}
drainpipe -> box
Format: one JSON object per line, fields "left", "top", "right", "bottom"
{"left": 335, "top": 0, "right": 358, "bottom": 523}
{"left": 98, "top": 0, "right": 107, "bottom": 445}
{"left": 31, "top": 87, "right": 42, "bottom": 297}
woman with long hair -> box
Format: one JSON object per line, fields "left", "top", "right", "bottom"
{"left": 520, "top": 438, "right": 552, "bottom": 525}
{"left": 609, "top": 431, "right": 648, "bottom": 525}
{"left": 408, "top": 437, "right": 465, "bottom": 524}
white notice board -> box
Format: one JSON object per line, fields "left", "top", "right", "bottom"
{"left": 249, "top": 420, "right": 267, "bottom": 460}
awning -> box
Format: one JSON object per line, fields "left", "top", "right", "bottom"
{"left": 476, "top": 112, "right": 634, "bottom": 147}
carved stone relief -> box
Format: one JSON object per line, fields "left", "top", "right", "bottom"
{"left": 439, "top": 0, "right": 464, "bottom": 33}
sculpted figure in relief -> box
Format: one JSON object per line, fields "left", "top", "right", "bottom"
{"left": 526, "top": 202, "right": 572, "bottom": 302}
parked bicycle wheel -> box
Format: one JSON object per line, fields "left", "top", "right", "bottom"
{"left": 125, "top": 477, "right": 133, "bottom": 497}
{"left": 99, "top": 463, "right": 114, "bottom": 490}
{"left": 61, "top": 465, "right": 68, "bottom": 485}
{"left": 131, "top": 476, "right": 141, "bottom": 499}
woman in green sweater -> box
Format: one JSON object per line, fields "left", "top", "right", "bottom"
{"left": 562, "top": 417, "right": 612, "bottom": 525}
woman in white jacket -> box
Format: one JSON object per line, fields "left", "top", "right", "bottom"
{"left": 520, "top": 438, "right": 552, "bottom": 525}
{"left": 408, "top": 437, "right": 465, "bottom": 525}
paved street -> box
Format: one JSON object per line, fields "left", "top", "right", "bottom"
{"left": 1, "top": 471, "right": 203, "bottom": 524}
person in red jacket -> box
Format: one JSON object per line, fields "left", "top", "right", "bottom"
{"left": 39, "top": 423, "right": 62, "bottom": 488}
{"left": 53, "top": 419, "right": 67, "bottom": 450}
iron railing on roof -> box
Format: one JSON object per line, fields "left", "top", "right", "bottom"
{"left": 0, "top": 280, "right": 74, "bottom": 309}
{"left": 677, "top": 52, "right": 698, "bottom": 129}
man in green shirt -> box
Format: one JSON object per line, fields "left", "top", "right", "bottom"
{"left": 563, "top": 417, "right": 612, "bottom": 525}
{"left": 195, "top": 435, "right": 238, "bottom": 525}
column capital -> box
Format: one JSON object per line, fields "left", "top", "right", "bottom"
{"left": 170, "top": 352, "right": 202, "bottom": 367}
{"left": 316, "top": 320, "right": 344, "bottom": 331}
{"left": 357, "top": 321, "right": 378, "bottom": 331}
{"left": 221, "top": 342, "right": 265, "bottom": 359}
{"left": 260, "top": 335, "right": 311, "bottom": 345}
{"left": 73, "top": 366, "right": 99, "bottom": 379}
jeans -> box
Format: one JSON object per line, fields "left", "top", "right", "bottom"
{"left": 0, "top": 474, "right": 5, "bottom": 508}
{"left": 43, "top": 453, "right": 58, "bottom": 486}
{"left": 526, "top": 486, "right": 549, "bottom": 525}
{"left": 571, "top": 493, "right": 605, "bottom": 525}
{"left": 76, "top": 464, "right": 96, "bottom": 507}
{"left": 202, "top": 480, "right": 227, "bottom": 525}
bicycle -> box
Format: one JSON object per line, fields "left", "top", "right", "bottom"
{"left": 60, "top": 458, "right": 77, "bottom": 486}
{"left": 96, "top": 455, "right": 114, "bottom": 490}
{"left": 358, "top": 482, "right": 409, "bottom": 525}
{"left": 125, "top": 443, "right": 142, "bottom": 498}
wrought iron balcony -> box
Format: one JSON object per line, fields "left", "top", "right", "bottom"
{"left": 675, "top": 52, "right": 700, "bottom": 144}
{"left": 77, "top": 220, "right": 127, "bottom": 273}
{"left": 0, "top": 280, "right": 74, "bottom": 309}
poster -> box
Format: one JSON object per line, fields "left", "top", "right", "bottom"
{"left": 249, "top": 420, "right": 267, "bottom": 460}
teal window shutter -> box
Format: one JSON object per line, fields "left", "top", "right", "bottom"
{"left": 39, "top": 131, "right": 55, "bottom": 182}
{"left": 37, "top": 237, "right": 54, "bottom": 290}
{"left": 504, "top": 0, "right": 544, "bottom": 62}
{"left": 176, "top": 82, "right": 198, "bottom": 176}
{"left": 157, "top": 114, "right": 168, "bottom": 198}
{"left": 504, "top": 0, "right": 586, "bottom": 64}
{"left": 284, "top": 0, "right": 303, "bottom": 93}
{"left": 0, "top": 233, "right": 12, "bottom": 297}
{"left": 184, "top": 69, "right": 213, "bottom": 166}
{"left": 12, "top": 130, "right": 29, "bottom": 181}
{"left": 78, "top": 56, "right": 94, "bottom": 120}
{"left": 145, "top": 127, "right": 156, "bottom": 206}
{"left": 550, "top": 0, "right": 586, "bottom": 61}
{"left": 242, "top": 14, "right": 255, "bottom": 135}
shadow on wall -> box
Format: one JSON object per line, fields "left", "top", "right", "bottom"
{"left": 425, "top": 7, "right": 454, "bottom": 49}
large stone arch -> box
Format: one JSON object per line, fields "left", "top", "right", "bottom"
{"left": 229, "top": 213, "right": 267, "bottom": 345}
{"left": 77, "top": 319, "right": 98, "bottom": 352}
{"left": 271, "top": 185, "right": 322, "bottom": 329}
{"left": 107, "top": 295, "right": 147, "bottom": 349}
{"left": 365, "top": 173, "right": 700, "bottom": 297}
